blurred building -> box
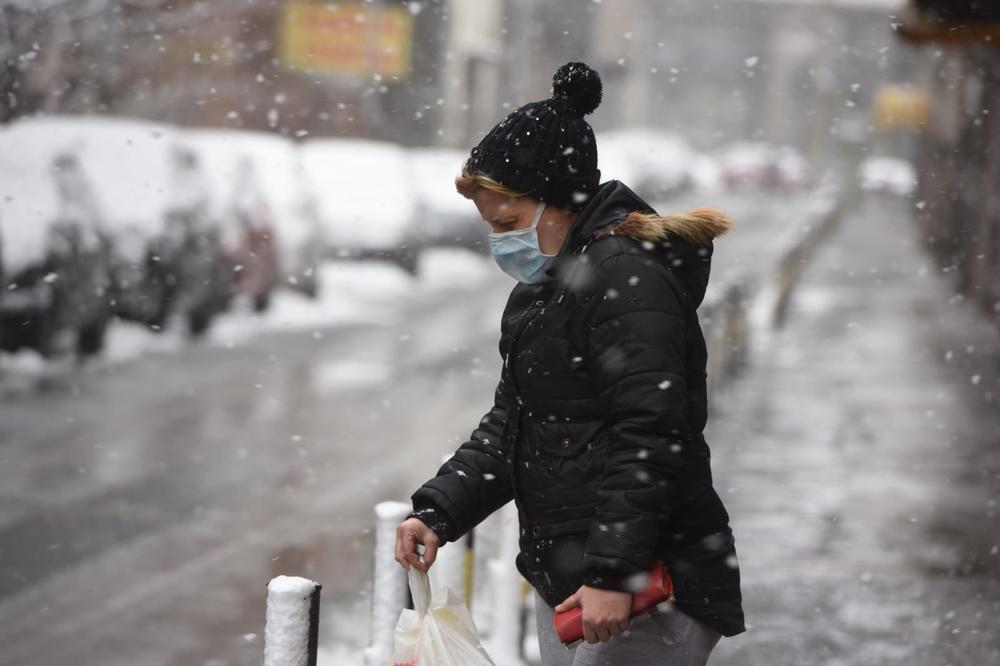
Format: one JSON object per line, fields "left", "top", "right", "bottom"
{"left": 445, "top": 0, "right": 919, "bottom": 162}
{"left": 896, "top": 0, "right": 1000, "bottom": 335}
{"left": 0, "top": 0, "right": 451, "bottom": 144}
{"left": 587, "top": 0, "right": 914, "bottom": 160}
{"left": 2, "top": 0, "right": 919, "bottom": 157}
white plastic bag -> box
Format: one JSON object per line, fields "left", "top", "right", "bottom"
{"left": 390, "top": 567, "right": 495, "bottom": 666}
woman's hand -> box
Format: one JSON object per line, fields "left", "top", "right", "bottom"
{"left": 394, "top": 517, "right": 440, "bottom": 574}
{"left": 555, "top": 585, "right": 632, "bottom": 644}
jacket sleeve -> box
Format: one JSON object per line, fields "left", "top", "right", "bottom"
{"left": 580, "top": 249, "right": 693, "bottom": 591}
{"left": 409, "top": 376, "right": 514, "bottom": 543}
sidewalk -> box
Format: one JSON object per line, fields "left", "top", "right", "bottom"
{"left": 707, "top": 194, "right": 1000, "bottom": 665}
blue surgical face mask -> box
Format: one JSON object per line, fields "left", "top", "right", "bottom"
{"left": 488, "top": 201, "right": 556, "bottom": 284}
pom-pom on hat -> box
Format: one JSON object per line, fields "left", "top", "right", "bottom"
{"left": 465, "top": 61, "right": 603, "bottom": 212}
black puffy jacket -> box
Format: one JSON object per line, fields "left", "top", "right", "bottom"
{"left": 410, "top": 181, "right": 746, "bottom": 637}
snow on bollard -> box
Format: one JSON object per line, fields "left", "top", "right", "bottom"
{"left": 429, "top": 531, "right": 468, "bottom": 604}
{"left": 364, "top": 501, "right": 411, "bottom": 666}
{"left": 263, "top": 575, "right": 322, "bottom": 666}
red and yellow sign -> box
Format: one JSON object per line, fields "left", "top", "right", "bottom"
{"left": 280, "top": 2, "right": 413, "bottom": 77}
{"left": 874, "top": 84, "right": 930, "bottom": 133}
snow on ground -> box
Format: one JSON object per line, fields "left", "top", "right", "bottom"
{"left": 317, "top": 645, "right": 365, "bottom": 666}
{"left": 207, "top": 260, "right": 413, "bottom": 349}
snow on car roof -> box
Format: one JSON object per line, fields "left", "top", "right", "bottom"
{"left": 177, "top": 128, "right": 318, "bottom": 253}
{"left": 177, "top": 128, "right": 306, "bottom": 223}
{"left": 0, "top": 118, "right": 69, "bottom": 274}
{"left": 407, "top": 148, "right": 469, "bottom": 217}
{"left": 49, "top": 115, "right": 177, "bottom": 236}
{"left": 715, "top": 141, "right": 811, "bottom": 177}
{"left": 0, "top": 115, "right": 183, "bottom": 272}
{"left": 598, "top": 128, "right": 694, "bottom": 188}
{"left": 300, "top": 138, "right": 416, "bottom": 249}
{"left": 0, "top": 116, "right": 154, "bottom": 274}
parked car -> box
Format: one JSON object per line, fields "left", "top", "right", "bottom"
{"left": 152, "top": 144, "right": 232, "bottom": 335}
{"left": 858, "top": 156, "right": 917, "bottom": 197}
{"left": 406, "top": 148, "right": 487, "bottom": 257}
{"left": 598, "top": 128, "right": 701, "bottom": 202}
{"left": 714, "top": 141, "right": 813, "bottom": 192}
{"left": 0, "top": 119, "right": 113, "bottom": 357}
{"left": 61, "top": 117, "right": 229, "bottom": 336}
{"left": 176, "top": 133, "right": 276, "bottom": 312}
{"left": 179, "top": 127, "right": 321, "bottom": 302}
{"left": 300, "top": 139, "right": 418, "bottom": 273}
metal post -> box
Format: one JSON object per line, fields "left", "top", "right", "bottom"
{"left": 263, "top": 575, "right": 322, "bottom": 666}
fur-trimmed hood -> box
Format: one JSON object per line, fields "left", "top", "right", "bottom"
{"left": 550, "top": 180, "right": 731, "bottom": 308}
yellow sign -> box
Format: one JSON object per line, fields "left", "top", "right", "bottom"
{"left": 280, "top": 2, "right": 413, "bottom": 77}
{"left": 874, "top": 84, "right": 930, "bottom": 132}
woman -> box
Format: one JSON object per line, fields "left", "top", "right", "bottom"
{"left": 395, "top": 62, "right": 745, "bottom": 665}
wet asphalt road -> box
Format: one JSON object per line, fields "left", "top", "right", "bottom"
{"left": 1, "top": 192, "right": 998, "bottom": 665}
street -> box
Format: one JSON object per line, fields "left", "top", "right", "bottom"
{"left": 1, "top": 192, "right": 998, "bottom": 665}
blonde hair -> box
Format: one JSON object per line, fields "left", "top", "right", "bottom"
{"left": 454, "top": 167, "right": 525, "bottom": 200}
{"left": 455, "top": 166, "right": 732, "bottom": 247}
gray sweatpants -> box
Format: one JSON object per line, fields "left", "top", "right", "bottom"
{"left": 534, "top": 592, "right": 722, "bottom": 666}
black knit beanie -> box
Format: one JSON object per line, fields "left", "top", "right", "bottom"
{"left": 465, "top": 61, "right": 603, "bottom": 212}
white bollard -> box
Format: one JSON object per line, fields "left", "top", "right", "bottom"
{"left": 364, "top": 501, "right": 412, "bottom": 666}
{"left": 426, "top": 454, "right": 471, "bottom": 602}
{"left": 263, "top": 575, "right": 322, "bottom": 666}
{"left": 472, "top": 512, "right": 502, "bottom": 635}
{"left": 483, "top": 503, "right": 525, "bottom": 666}
{"left": 429, "top": 531, "right": 469, "bottom": 603}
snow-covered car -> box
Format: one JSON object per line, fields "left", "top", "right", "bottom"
{"left": 714, "top": 141, "right": 813, "bottom": 192}
{"left": 178, "top": 128, "right": 321, "bottom": 302}
{"left": 858, "top": 156, "right": 917, "bottom": 197}
{"left": 300, "top": 139, "right": 418, "bottom": 273}
{"left": 597, "top": 128, "right": 701, "bottom": 202}
{"left": 0, "top": 118, "right": 113, "bottom": 357}
{"left": 176, "top": 132, "right": 278, "bottom": 312}
{"left": 406, "top": 148, "right": 486, "bottom": 256}
{"left": 155, "top": 144, "right": 232, "bottom": 334}
{"left": 59, "top": 117, "right": 229, "bottom": 336}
